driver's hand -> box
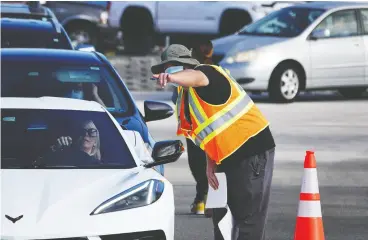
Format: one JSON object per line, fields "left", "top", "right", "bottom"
{"left": 55, "top": 136, "right": 72, "bottom": 149}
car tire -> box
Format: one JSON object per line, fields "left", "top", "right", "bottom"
{"left": 269, "top": 64, "right": 302, "bottom": 103}
{"left": 122, "top": 10, "right": 154, "bottom": 55}
{"left": 338, "top": 87, "right": 366, "bottom": 99}
{"left": 219, "top": 10, "right": 251, "bottom": 36}
{"left": 123, "top": 31, "right": 153, "bottom": 55}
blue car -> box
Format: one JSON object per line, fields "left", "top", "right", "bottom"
{"left": 1, "top": 17, "right": 73, "bottom": 50}
{"left": 1, "top": 48, "right": 174, "bottom": 175}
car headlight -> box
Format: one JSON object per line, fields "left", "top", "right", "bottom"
{"left": 90, "top": 180, "right": 164, "bottom": 215}
{"left": 225, "top": 50, "right": 258, "bottom": 64}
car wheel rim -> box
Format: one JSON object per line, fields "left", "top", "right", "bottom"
{"left": 280, "top": 69, "right": 299, "bottom": 100}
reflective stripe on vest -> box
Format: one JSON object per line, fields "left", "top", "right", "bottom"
{"left": 188, "top": 94, "right": 207, "bottom": 124}
{"left": 194, "top": 93, "right": 253, "bottom": 148}
{"left": 176, "top": 89, "right": 183, "bottom": 119}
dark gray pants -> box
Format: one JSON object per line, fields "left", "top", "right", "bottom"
{"left": 213, "top": 148, "right": 275, "bottom": 240}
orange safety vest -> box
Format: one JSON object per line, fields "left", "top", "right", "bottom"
{"left": 175, "top": 64, "right": 270, "bottom": 164}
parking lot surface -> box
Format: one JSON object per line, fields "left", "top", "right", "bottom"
{"left": 135, "top": 93, "right": 368, "bottom": 240}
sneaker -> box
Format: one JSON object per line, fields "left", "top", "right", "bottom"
{"left": 190, "top": 199, "right": 205, "bottom": 215}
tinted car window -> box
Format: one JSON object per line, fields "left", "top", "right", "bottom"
{"left": 239, "top": 7, "right": 325, "bottom": 37}
{"left": 1, "top": 108, "right": 137, "bottom": 169}
{"left": 1, "top": 29, "right": 72, "bottom": 49}
{"left": 1, "top": 61, "right": 132, "bottom": 114}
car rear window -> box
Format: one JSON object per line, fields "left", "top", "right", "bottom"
{"left": 1, "top": 28, "right": 72, "bottom": 49}
{"left": 1, "top": 108, "right": 137, "bottom": 169}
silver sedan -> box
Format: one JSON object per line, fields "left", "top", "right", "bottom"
{"left": 213, "top": 1, "right": 368, "bottom": 102}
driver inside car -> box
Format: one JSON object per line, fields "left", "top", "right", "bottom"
{"left": 64, "top": 82, "right": 106, "bottom": 107}
{"left": 50, "top": 120, "right": 101, "bottom": 162}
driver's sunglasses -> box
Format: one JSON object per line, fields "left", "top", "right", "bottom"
{"left": 80, "top": 128, "right": 98, "bottom": 137}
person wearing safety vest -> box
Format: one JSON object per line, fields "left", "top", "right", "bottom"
{"left": 151, "top": 44, "right": 276, "bottom": 240}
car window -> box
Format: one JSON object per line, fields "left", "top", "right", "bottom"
{"left": 239, "top": 7, "right": 325, "bottom": 37}
{"left": 1, "top": 61, "right": 132, "bottom": 114}
{"left": 82, "top": 1, "right": 108, "bottom": 8}
{"left": 314, "top": 10, "right": 358, "bottom": 38}
{"left": 1, "top": 29, "right": 72, "bottom": 49}
{"left": 1, "top": 108, "right": 137, "bottom": 169}
{"left": 359, "top": 9, "right": 368, "bottom": 34}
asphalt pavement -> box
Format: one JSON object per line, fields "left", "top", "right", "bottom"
{"left": 134, "top": 92, "right": 368, "bottom": 240}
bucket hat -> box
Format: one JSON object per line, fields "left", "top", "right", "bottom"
{"left": 151, "top": 44, "right": 200, "bottom": 74}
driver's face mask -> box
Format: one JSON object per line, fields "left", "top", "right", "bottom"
{"left": 165, "top": 66, "right": 184, "bottom": 87}
{"left": 66, "top": 89, "right": 84, "bottom": 99}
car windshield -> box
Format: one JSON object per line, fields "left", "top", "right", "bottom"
{"left": 1, "top": 60, "right": 132, "bottom": 115}
{"left": 1, "top": 108, "right": 137, "bottom": 169}
{"left": 239, "top": 7, "right": 325, "bottom": 37}
{"left": 1, "top": 25, "right": 72, "bottom": 49}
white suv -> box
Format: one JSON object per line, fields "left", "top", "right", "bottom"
{"left": 213, "top": 1, "right": 368, "bottom": 102}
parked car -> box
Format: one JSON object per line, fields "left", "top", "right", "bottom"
{"left": 1, "top": 17, "right": 74, "bottom": 49}
{"left": 1, "top": 96, "right": 182, "bottom": 240}
{"left": 212, "top": 1, "right": 368, "bottom": 102}
{"left": 1, "top": 48, "right": 174, "bottom": 175}
{"left": 108, "top": 1, "right": 301, "bottom": 54}
{"left": 42, "top": 1, "right": 120, "bottom": 51}
{"left": 0, "top": 2, "right": 56, "bottom": 20}
{"left": 0, "top": 2, "right": 73, "bottom": 49}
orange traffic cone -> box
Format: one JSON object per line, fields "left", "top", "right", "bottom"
{"left": 294, "top": 151, "right": 325, "bottom": 240}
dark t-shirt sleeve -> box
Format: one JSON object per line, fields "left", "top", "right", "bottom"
{"left": 194, "top": 65, "right": 231, "bottom": 105}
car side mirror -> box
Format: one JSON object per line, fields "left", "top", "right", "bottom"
{"left": 144, "top": 100, "right": 174, "bottom": 122}
{"left": 310, "top": 29, "right": 330, "bottom": 40}
{"left": 144, "top": 140, "right": 184, "bottom": 168}
{"left": 75, "top": 44, "right": 96, "bottom": 52}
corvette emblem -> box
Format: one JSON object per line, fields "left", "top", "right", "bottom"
{"left": 5, "top": 215, "right": 23, "bottom": 223}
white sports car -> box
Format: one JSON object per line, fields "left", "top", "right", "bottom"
{"left": 1, "top": 97, "right": 183, "bottom": 240}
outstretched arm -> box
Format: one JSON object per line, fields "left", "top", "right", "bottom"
{"left": 153, "top": 69, "right": 209, "bottom": 88}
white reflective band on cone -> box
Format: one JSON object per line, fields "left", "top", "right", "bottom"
{"left": 297, "top": 200, "right": 322, "bottom": 217}
{"left": 301, "top": 168, "right": 320, "bottom": 194}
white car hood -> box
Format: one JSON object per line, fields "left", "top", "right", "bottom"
{"left": 1, "top": 168, "right": 160, "bottom": 238}
{"left": 213, "top": 34, "right": 289, "bottom": 57}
